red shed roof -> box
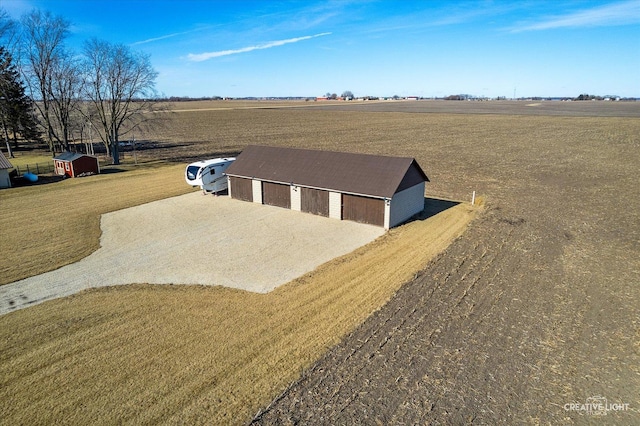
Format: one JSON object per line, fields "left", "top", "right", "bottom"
{"left": 225, "top": 145, "right": 429, "bottom": 199}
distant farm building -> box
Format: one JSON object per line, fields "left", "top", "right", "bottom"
{"left": 225, "top": 145, "right": 429, "bottom": 229}
{"left": 0, "top": 151, "right": 12, "bottom": 188}
{"left": 53, "top": 152, "right": 100, "bottom": 178}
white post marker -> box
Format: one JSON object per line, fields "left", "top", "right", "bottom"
{"left": 471, "top": 190, "right": 476, "bottom": 205}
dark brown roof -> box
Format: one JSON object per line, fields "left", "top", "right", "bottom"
{"left": 225, "top": 145, "right": 429, "bottom": 199}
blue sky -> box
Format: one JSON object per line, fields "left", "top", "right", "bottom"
{"left": 3, "top": 0, "right": 639, "bottom": 98}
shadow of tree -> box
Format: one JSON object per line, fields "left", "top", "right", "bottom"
{"left": 10, "top": 174, "right": 65, "bottom": 187}
{"left": 99, "top": 168, "right": 127, "bottom": 174}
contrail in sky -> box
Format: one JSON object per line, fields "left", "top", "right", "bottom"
{"left": 132, "top": 27, "right": 213, "bottom": 46}
{"left": 187, "top": 32, "right": 332, "bottom": 62}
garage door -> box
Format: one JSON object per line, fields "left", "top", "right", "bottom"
{"left": 342, "top": 194, "right": 384, "bottom": 227}
{"left": 262, "top": 182, "right": 291, "bottom": 209}
{"left": 301, "top": 187, "right": 329, "bottom": 217}
{"left": 230, "top": 177, "right": 253, "bottom": 202}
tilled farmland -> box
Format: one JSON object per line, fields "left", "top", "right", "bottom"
{"left": 248, "top": 101, "right": 640, "bottom": 424}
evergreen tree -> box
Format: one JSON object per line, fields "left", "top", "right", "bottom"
{"left": 0, "top": 46, "right": 41, "bottom": 157}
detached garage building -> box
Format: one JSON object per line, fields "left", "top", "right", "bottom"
{"left": 225, "top": 145, "right": 429, "bottom": 229}
{"left": 53, "top": 152, "right": 100, "bottom": 178}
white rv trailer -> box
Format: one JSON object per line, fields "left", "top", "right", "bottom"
{"left": 185, "top": 157, "right": 235, "bottom": 194}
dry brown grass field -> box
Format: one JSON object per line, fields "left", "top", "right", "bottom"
{"left": 1, "top": 100, "right": 639, "bottom": 424}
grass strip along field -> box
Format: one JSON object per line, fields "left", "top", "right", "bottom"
{"left": 0, "top": 160, "right": 477, "bottom": 424}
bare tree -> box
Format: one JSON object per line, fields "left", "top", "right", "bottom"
{"left": 49, "top": 51, "right": 82, "bottom": 151}
{"left": 82, "top": 38, "right": 158, "bottom": 165}
{"left": 0, "top": 8, "right": 17, "bottom": 48}
{"left": 0, "top": 47, "right": 19, "bottom": 157}
{"left": 20, "top": 9, "right": 70, "bottom": 154}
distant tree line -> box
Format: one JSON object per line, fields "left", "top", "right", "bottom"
{"left": 574, "top": 93, "right": 623, "bottom": 101}
{"left": 0, "top": 8, "right": 160, "bottom": 164}
{"left": 444, "top": 94, "right": 474, "bottom": 100}
{"left": 441, "top": 93, "right": 629, "bottom": 101}
{"left": 164, "top": 96, "right": 226, "bottom": 102}
{"left": 322, "top": 91, "right": 356, "bottom": 100}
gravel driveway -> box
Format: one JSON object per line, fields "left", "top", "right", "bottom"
{"left": 1, "top": 193, "right": 384, "bottom": 315}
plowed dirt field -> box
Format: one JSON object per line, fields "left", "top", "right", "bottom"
{"left": 248, "top": 101, "right": 640, "bottom": 424}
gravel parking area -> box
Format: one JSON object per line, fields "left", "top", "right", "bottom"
{"left": 1, "top": 192, "right": 384, "bottom": 315}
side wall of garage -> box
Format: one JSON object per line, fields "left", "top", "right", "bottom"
{"left": 386, "top": 182, "right": 426, "bottom": 229}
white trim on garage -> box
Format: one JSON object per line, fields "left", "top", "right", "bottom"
{"left": 252, "top": 179, "right": 263, "bottom": 204}
{"left": 329, "top": 191, "right": 342, "bottom": 220}
{"left": 291, "top": 185, "right": 301, "bottom": 211}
